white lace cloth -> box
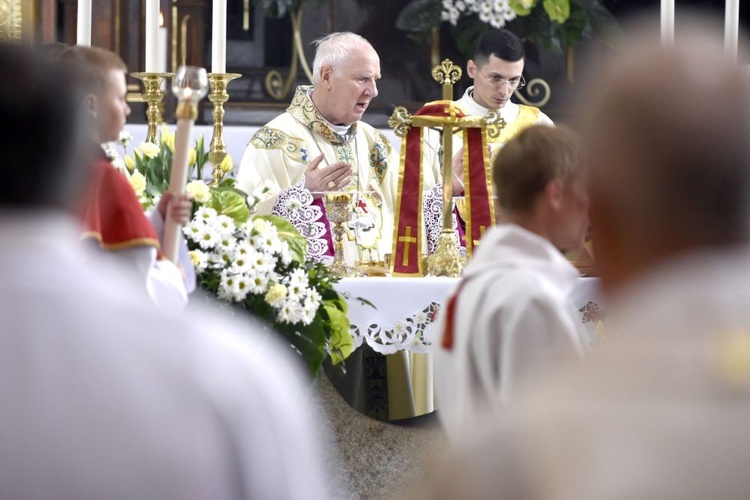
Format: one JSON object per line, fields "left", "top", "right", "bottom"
{"left": 271, "top": 179, "right": 330, "bottom": 262}
{"left": 335, "top": 276, "right": 604, "bottom": 355}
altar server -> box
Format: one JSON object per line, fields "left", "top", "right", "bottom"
{"left": 0, "top": 44, "right": 329, "bottom": 499}
{"left": 55, "top": 45, "right": 195, "bottom": 310}
{"left": 432, "top": 124, "right": 590, "bottom": 442}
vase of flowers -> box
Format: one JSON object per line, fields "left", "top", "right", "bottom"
{"left": 112, "top": 128, "right": 355, "bottom": 377}
{"left": 396, "top": 0, "right": 622, "bottom": 57}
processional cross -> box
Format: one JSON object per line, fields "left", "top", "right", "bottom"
{"left": 388, "top": 60, "right": 504, "bottom": 277}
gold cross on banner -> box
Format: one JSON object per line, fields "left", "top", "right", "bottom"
{"left": 398, "top": 226, "right": 418, "bottom": 266}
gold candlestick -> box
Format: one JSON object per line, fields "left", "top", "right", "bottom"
{"left": 207, "top": 72, "right": 242, "bottom": 186}
{"left": 131, "top": 72, "right": 173, "bottom": 144}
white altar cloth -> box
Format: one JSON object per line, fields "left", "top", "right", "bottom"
{"left": 335, "top": 276, "right": 604, "bottom": 355}
{"left": 330, "top": 276, "right": 604, "bottom": 420}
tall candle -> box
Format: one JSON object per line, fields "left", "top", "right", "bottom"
{"left": 162, "top": 118, "right": 193, "bottom": 262}
{"left": 77, "top": 0, "right": 91, "bottom": 46}
{"left": 661, "top": 0, "right": 674, "bottom": 46}
{"left": 145, "top": 0, "right": 159, "bottom": 72}
{"left": 725, "top": 0, "right": 740, "bottom": 62}
{"left": 212, "top": 0, "right": 227, "bottom": 73}
{"left": 157, "top": 12, "right": 168, "bottom": 73}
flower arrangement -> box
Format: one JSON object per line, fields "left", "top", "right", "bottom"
{"left": 111, "top": 128, "right": 354, "bottom": 377}
{"left": 397, "top": 0, "right": 621, "bottom": 56}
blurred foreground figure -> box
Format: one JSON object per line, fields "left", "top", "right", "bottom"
{"left": 432, "top": 125, "right": 590, "bottom": 441}
{"left": 408, "top": 16, "right": 750, "bottom": 500}
{"left": 0, "top": 45, "right": 328, "bottom": 499}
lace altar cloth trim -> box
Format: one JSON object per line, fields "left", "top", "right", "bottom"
{"left": 350, "top": 301, "right": 441, "bottom": 355}
{"left": 349, "top": 299, "right": 606, "bottom": 354}
{"left": 271, "top": 179, "right": 331, "bottom": 261}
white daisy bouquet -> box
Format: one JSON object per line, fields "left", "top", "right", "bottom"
{"left": 110, "top": 128, "right": 354, "bottom": 376}
{"left": 184, "top": 188, "right": 354, "bottom": 376}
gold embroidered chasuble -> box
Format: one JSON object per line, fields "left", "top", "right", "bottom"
{"left": 237, "top": 86, "right": 400, "bottom": 264}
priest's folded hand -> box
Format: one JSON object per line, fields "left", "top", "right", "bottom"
{"left": 304, "top": 153, "right": 353, "bottom": 194}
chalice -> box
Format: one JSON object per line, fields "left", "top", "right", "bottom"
{"left": 324, "top": 192, "right": 364, "bottom": 277}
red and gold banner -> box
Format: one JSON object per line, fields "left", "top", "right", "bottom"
{"left": 391, "top": 124, "right": 424, "bottom": 276}
{"left": 391, "top": 100, "right": 494, "bottom": 276}
{"left": 463, "top": 126, "right": 495, "bottom": 258}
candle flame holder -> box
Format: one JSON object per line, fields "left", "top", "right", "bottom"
{"left": 207, "top": 72, "right": 242, "bottom": 186}
{"left": 131, "top": 72, "right": 173, "bottom": 144}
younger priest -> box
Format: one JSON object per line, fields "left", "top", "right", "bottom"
{"left": 431, "top": 124, "right": 590, "bottom": 441}
{"left": 55, "top": 45, "right": 195, "bottom": 310}
{"left": 422, "top": 29, "right": 553, "bottom": 253}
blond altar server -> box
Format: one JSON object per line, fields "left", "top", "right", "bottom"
{"left": 422, "top": 28, "right": 553, "bottom": 252}
{"left": 238, "top": 32, "right": 401, "bottom": 265}
{"left": 430, "top": 125, "right": 590, "bottom": 442}
{"left": 0, "top": 45, "right": 330, "bottom": 499}
{"left": 51, "top": 44, "right": 196, "bottom": 312}
{"left": 406, "top": 15, "right": 750, "bottom": 500}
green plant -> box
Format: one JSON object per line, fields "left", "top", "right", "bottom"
{"left": 397, "top": 0, "right": 622, "bottom": 57}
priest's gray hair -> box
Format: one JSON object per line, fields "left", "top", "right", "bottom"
{"left": 311, "top": 32, "right": 373, "bottom": 84}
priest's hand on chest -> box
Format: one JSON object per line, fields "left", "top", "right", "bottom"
{"left": 304, "top": 153, "right": 353, "bottom": 196}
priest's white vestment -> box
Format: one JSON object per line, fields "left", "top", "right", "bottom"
{"left": 238, "top": 86, "right": 407, "bottom": 264}
{"left": 431, "top": 224, "right": 588, "bottom": 441}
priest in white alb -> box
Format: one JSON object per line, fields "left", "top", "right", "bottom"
{"left": 430, "top": 125, "right": 590, "bottom": 442}
{"left": 237, "top": 32, "right": 402, "bottom": 266}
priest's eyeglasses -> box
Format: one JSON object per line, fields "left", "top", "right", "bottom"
{"left": 478, "top": 70, "right": 526, "bottom": 90}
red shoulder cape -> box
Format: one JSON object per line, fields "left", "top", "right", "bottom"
{"left": 81, "top": 155, "right": 161, "bottom": 252}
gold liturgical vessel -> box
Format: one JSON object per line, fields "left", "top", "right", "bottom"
{"left": 324, "top": 192, "right": 364, "bottom": 277}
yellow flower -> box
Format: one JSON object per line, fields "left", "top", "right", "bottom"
{"left": 188, "top": 250, "right": 202, "bottom": 267}
{"left": 188, "top": 148, "right": 197, "bottom": 166}
{"left": 128, "top": 171, "right": 147, "bottom": 195}
{"left": 186, "top": 180, "right": 210, "bottom": 203}
{"left": 265, "top": 284, "right": 287, "bottom": 306}
{"left": 124, "top": 155, "right": 136, "bottom": 171}
{"left": 219, "top": 154, "right": 233, "bottom": 173}
{"left": 137, "top": 141, "right": 160, "bottom": 159}
{"left": 160, "top": 125, "right": 175, "bottom": 152}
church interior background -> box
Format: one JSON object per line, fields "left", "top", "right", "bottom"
{"left": 6, "top": 0, "right": 750, "bottom": 129}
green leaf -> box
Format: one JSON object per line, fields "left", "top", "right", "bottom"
{"left": 396, "top": 0, "right": 442, "bottom": 33}
{"left": 323, "top": 303, "right": 354, "bottom": 365}
{"left": 451, "top": 15, "right": 490, "bottom": 58}
{"left": 560, "top": 2, "right": 587, "bottom": 49}
{"left": 207, "top": 189, "right": 250, "bottom": 224}
{"left": 579, "top": 0, "right": 624, "bottom": 50}
{"left": 276, "top": 320, "right": 327, "bottom": 377}
{"left": 324, "top": 290, "right": 348, "bottom": 315}
{"left": 509, "top": 0, "right": 535, "bottom": 16}
{"left": 543, "top": 0, "right": 570, "bottom": 24}
{"left": 256, "top": 215, "right": 308, "bottom": 263}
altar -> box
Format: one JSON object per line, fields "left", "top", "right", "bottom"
{"left": 328, "top": 276, "right": 604, "bottom": 421}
